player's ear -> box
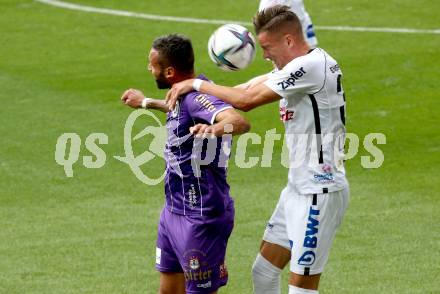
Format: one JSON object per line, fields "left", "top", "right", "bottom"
{"left": 164, "top": 66, "right": 175, "bottom": 79}
{"left": 285, "top": 34, "right": 295, "bottom": 48}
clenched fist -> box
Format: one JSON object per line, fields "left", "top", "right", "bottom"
{"left": 121, "top": 88, "right": 145, "bottom": 108}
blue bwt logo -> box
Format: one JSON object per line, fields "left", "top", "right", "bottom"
{"left": 298, "top": 206, "right": 320, "bottom": 266}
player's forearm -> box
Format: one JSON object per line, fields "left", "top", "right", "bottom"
{"left": 212, "top": 113, "right": 250, "bottom": 136}
{"left": 144, "top": 98, "right": 169, "bottom": 113}
{"left": 234, "top": 73, "right": 269, "bottom": 90}
{"left": 121, "top": 89, "right": 169, "bottom": 113}
{"left": 199, "top": 81, "right": 254, "bottom": 112}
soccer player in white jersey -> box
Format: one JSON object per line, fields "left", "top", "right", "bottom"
{"left": 165, "top": 6, "right": 349, "bottom": 294}
{"left": 259, "top": 0, "right": 318, "bottom": 47}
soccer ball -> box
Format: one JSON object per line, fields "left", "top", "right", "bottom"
{"left": 208, "top": 24, "right": 256, "bottom": 71}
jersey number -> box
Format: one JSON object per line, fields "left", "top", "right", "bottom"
{"left": 337, "top": 74, "right": 346, "bottom": 125}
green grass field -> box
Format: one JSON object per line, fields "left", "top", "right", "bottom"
{"left": 1, "top": 0, "right": 439, "bottom": 293}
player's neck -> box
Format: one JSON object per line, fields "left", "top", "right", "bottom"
{"left": 292, "top": 43, "right": 311, "bottom": 59}
{"left": 172, "top": 72, "right": 195, "bottom": 84}
{"left": 279, "top": 43, "right": 310, "bottom": 68}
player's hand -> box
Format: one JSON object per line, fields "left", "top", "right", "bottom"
{"left": 121, "top": 88, "right": 145, "bottom": 108}
{"left": 165, "top": 79, "right": 195, "bottom": 111}
{"left": 190, "top": 123, "right": 216, "bottom": 138}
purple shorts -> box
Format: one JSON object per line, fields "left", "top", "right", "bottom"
{"left": 155, "top": 201, "right": 234, "bottom": 293}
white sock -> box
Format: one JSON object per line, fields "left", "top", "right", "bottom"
{"left": 288, "top": 285, "right": 319, "bottom": 294}
{"left": 252, "top": 253, "right": 282, "bottom": 294}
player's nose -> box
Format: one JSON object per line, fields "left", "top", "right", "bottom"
{"left": 262, "top": 50, "right": 270, "bottom": 60}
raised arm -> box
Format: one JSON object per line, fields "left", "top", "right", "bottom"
{"left": 234, "top": 73, "right": 269, "bottom": 90}
{"left": 121, "top": 88, "right": 169, "bottom": 113}
{"left": 190, "top": 108, "right": 250, "bottom": 137}
{"left": 165, "top": 77, "right": 281, "bottom": 112}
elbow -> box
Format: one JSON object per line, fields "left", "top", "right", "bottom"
{"left": 240, "top": 103, "right": 254, "bottom": 112}
{"left": 234, "top": 94, "right": 255, "bottom": 112}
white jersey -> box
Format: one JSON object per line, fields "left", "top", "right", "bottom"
{"left": 264, "top": 48, "right": 348, "bottom": 195}
{"left": 258, "top": 0, "right": 318, "bottom": 47}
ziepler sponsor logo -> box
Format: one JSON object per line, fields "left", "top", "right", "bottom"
{"left": 277, "top": 67, "right": 306, "bottom": 90}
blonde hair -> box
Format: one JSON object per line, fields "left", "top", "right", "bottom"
{"left": 253, "top": 5, "right": 303, "bottom": 37}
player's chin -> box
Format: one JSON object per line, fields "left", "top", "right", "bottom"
{"left": 156, "top": 80, "right": 171, "bottom": 89}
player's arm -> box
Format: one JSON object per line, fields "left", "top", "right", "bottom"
{"left": 121, "top": 88, "right": 169, "bottom": 113}
{"left": 234, "top": 73, "right": 269, "bottom": 90}
{"left": 166, "top": 78, "right": 281, "bottom": 112}
{"left": 190, "top": 108, "right": 250, "bottom": 137}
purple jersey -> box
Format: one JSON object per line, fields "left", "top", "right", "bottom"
{"left": 164, "top": 75, "right": 233, "bottom": 216}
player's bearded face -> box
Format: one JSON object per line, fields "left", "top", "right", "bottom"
{"left": 148, "top": 48, "right": 172, "bottom": 89}
{"left": 155, "top": 70, "right": 171, "bottom": 89}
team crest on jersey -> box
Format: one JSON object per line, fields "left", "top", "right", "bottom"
{"left": 189, "top": 256, "right": 200, "bottom": 270}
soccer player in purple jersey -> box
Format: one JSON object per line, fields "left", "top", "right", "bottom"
{"left": 121, "top": 34, "right": 250, "bottom": 294}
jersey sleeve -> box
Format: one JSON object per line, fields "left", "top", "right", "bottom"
{"left": 185, "top": 92, "right": 233, "bottom": 125}
{"left": 264, "top": 57, "right": 323, "bottom": 98}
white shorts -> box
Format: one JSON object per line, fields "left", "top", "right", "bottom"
{"left": 263, "top": 186, "right": 349, "bottom": 275}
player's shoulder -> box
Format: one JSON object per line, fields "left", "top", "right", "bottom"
{"left": 182, "top": 74, "right": 231, "bottom": 114}
{"left": 272, "top": 48, "right": 325, "bottom": 81}
{"left": 182, "top": 74, "right": 215, "bottom": 105}
{"left": 294, "top": 48, "right": 326, "bottom": 68}
{"left": 183, "top": 91, "right": 218, "bottom": 113}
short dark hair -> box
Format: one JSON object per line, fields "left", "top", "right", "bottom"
{"left": 253, "top": 5, "right": 303, "bottom": 36}
{"left": 152, "top": 34, "right": 194, "bottom": 74}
